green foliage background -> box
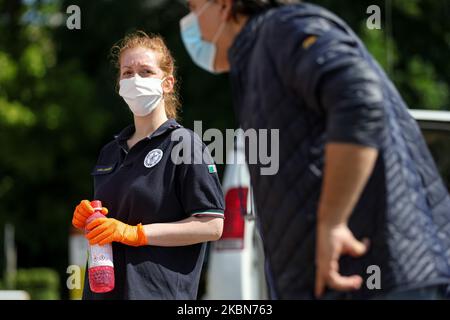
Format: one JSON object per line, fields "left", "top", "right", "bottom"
{"left": 0, "top": 0, "right": 448, "bottom": 298}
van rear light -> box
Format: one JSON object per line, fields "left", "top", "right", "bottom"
{"left": 215, "top": 187, "right": 248, "bottom": 250}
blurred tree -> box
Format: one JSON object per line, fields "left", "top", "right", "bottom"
{"left": 0, "top": 0, "right": 111, "bottom": 298}
{"left": 0, "top": 0, "right": 448, "bottom": 299}
{"left": 315, "top": 0, "right": 450, "bottom": 110}
{"left": 15, "top": 268, "right": 60, "bottom": 300}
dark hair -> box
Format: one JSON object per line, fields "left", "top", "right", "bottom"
{"left": 231, "top": 0, "right": 301, "bottom": 17}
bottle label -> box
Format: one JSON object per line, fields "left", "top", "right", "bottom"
{"left": 88, "top": 245, "right": 113, "bottom": 268}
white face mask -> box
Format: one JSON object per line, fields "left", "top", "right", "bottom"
{"left": 119, "top": 76, "right": 165, "bottom": 117}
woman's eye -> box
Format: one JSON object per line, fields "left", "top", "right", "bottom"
{"left": 140, "top": 70, "right": 154, "bottom": 77}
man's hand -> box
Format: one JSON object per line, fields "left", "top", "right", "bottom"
{"left": 315, "top": 143, "right": 376, "bottom": 298}
{"left": 85, "top": 218, "right": 148, "bottom": 247}
{"left": 315, "top": 222, "right": 369, "bottom": 298}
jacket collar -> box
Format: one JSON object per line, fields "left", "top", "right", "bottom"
{"left": 228, "top": 9, "right": 277, "bottom": 70}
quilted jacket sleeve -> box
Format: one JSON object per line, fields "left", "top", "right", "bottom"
{"left": 266, "top": 14, "right": 385, "bottom": 149}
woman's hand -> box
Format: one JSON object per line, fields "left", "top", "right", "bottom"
{"left": 85, "top": 218, "right": 148, "bottom": 247}
{"left": 72, "top": 200, "right": 108, "bottom": 230}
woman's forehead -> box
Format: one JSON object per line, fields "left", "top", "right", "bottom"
{"left": 120, "top": 47, "right": 159, "bottom": 68}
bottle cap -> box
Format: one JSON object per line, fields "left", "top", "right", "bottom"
{"left": 90, "top": 200, "right": 102, "bottom": 210}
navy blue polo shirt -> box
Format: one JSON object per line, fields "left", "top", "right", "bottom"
{"left": 82, "top": 118, "right": 224, "bottom": 300}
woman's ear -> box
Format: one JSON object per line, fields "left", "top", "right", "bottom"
{"left": 162, "top": 75, "right": 175, "bottom": 94}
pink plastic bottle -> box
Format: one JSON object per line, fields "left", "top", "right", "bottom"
{"left": 86, "top": 200, "right": 115, "bottom": 293}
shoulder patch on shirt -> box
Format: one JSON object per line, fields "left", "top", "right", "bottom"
{"left": 144, "top": 149, "right": 163, "bottom": 168}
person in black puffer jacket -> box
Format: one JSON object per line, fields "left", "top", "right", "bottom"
{"left": 179, "top": 0, "right": 450, "bottom": 299}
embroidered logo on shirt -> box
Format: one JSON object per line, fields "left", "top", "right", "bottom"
{"left": 144, "top": 149, "right": 163, "bottom": 168}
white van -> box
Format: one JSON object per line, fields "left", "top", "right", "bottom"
{"left": 203, "top": 131, "right": 267, "bottom": 300}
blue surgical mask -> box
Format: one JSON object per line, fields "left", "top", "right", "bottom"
{"left": 179, "top": 2, "right": 225, "bottom": 74}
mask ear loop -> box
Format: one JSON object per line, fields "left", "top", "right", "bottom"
{"left": 196, "top": 0, "right": 213, "bottom": 18}
{"left": 212, "top": 21, "right": 226, "bottom": 45}
{"left": 194, "top": 0, "right": 225, "bottom": 45}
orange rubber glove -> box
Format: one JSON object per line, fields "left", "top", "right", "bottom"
{"left": 72, "top": 200, "right": 108, "bottom": 230}
{"left": 85, "top": 218, "right": 148, "bottom": 247}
